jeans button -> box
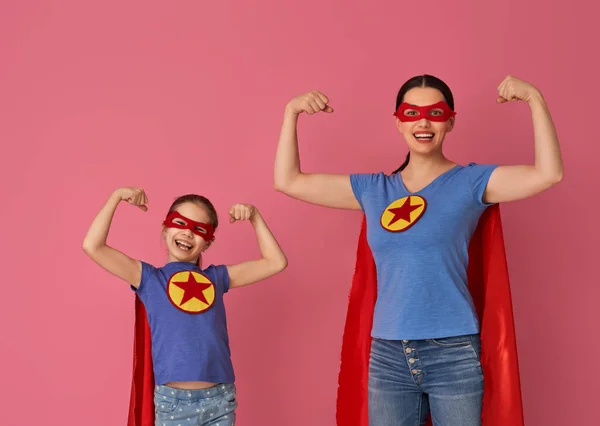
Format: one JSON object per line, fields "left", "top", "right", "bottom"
{"left": 409, "top": 358, "right": 416, "bottom": 364}
{"left": 405, "top": 348, "right": 412, "bottom": 354}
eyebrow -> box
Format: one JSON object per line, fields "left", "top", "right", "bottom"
{"left": 407, "top": 103, "right": 440, "bottom": 107}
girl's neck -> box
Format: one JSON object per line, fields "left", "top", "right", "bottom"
{"left": 167, "top": 256, "right": 199, "bottom": 265}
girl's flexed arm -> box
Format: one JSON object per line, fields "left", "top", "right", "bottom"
{"left": 225, "top": 204, "right": 287, "bottom": 289}
{"left": 82, "top": 188, "right": 147, "bottom": 288}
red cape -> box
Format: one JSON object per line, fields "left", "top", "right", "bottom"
{"left": 336, "top": 204, "right": 525, "bottom": 425}
{"left": 127, "top": 297, "right": 155, "bottom": 426}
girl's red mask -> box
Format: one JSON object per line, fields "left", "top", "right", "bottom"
{"left": 163, "top": 211, "right": 215, "bottom": 241}
{"left": 393, "top": 101, "right": 456, "bottom": 122}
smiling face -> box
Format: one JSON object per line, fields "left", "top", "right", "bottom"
{"left": 163, "top": 201, "right": 215, "bottom": 264}
{"left": 395, "top": 86, "right": 455, "bottom": 156}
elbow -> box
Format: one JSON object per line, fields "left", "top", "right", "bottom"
{"left": 82, "top": 239, "right": 102, "bottom": 257}
{"left": 82, "top": 240, "right": 93, "bottom": 255}
{"left": 545, "top": 169, "right": 564, "bottom": 187}
{"left": 261, "top": 255, "right": 288, "bottom": 275}
{"left": 273, "top": 255, "right": 288, "bottom": 274}
{"left": 554, "top": 169, "right": 564, "bottom": 184}
{"left": 274, "top": 171, "right": 301, "bottom": 195}
{"left": 273, "top": 180, "right": 286, "bottom": 193}
{"left": 535, "top": 166, "right": 563, "bottom": 191}
{"left": 274, "top": 177, "right": 292, "bottom": 194}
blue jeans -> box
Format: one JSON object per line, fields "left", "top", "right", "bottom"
{"left": 154, "top": 383, "right": 237, "bottom": 426}
{"left": 368, "top": 334, "right": 484, "bottom": 426}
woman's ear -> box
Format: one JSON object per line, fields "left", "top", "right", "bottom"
{"left": 395, "top": 117, "right": 403, "bottom": 132}
{"left": 447, "top": 117, "right": 455, "bottom": 132}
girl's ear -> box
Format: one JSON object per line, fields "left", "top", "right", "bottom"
{"left": 202, "top": 237, "right": 215, "bottom": 252}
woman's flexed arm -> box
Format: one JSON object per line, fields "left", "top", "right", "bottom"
{"left": 274, "top": 90, "right": 361, "bottom": 210}
{"left": 484, "top": 76, "right": 564, "bottom": 204}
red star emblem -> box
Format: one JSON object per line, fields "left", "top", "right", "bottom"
{"left": 173, "top": 272, "right": 212, "bottom": 306}
{"left": 386, "top": 197, "right": 422, "bottom": 226}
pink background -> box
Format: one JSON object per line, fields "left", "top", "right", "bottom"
{"left": 1, "top": 1, "right": 597, "bottom": 425}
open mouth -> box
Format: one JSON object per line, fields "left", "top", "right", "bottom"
{"left": 413, "top": 132, "right": 434, "bottom": 142}
{"left": 175, "top": 240, "right": 193, "bottom": 251}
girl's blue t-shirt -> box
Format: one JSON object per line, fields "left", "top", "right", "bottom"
{"left": 134, "top": 261, "right": 234, "bottom": 385}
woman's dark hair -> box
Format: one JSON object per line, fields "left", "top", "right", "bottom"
{"left": 167, "top": 194, "right": 218, "bottom": 266}
{"left": 392, "top": 75, "right": 455, "bottom": 174}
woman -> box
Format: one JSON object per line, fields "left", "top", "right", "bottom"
{"left": 274, "top": 75, "right": 563, "bottom": 425}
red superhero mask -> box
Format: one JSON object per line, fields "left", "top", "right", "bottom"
{"left": 393, "top": 101, "right": 456, "bottom": 122}
{"left": 163, "top": 211, "right": 215, "bottom": 241}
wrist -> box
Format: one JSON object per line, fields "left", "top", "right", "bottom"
{"left": 526, "top": 89, "right": 544, "bottom": 105}
{"left": 249, "top": 210, "right": 262, "bottom": 224}
{"left": 110, "top": 190, "right": 123, "bottom": 203}
{"left": 284, "top": 104, "right": 300, "bottom": 118}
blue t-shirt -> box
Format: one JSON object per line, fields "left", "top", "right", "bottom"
{"left": 134, "top": 261, "right": 234, "bottom": 385}
{"left": 350, "top": 163, "right": 498, "bottom": 340}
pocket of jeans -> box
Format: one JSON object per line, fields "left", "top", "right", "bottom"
{"left": 154, "top": 394, "right": 180, "bottom": 414}
{"left": 429, "top": 335, "right": 473, "bottom": 347}
{"left": 221, "top": 386, "right": 237, "bottom": 406}
{"left": 469, "top": 334, "right": 482, "bottom": 362}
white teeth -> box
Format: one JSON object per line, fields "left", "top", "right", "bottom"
{"left": 175, "top": 240, "right": 192, "bottom": 250}
{"left": 414, "top": 133, "right": 434, "bottom": 139}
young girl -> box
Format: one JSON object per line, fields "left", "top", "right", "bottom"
{"left": 83, "top": 187, "right": 287, "bottom": 426}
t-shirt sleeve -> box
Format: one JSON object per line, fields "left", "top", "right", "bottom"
{"left": 466, "top": 162, "right": 498, "bottom": 206}
{"left": 209, "top": 264, "right": 231, "bottom": 293}
{"left": 350, "top": 173, "right": 382, "bottom": 211}
{"left": 131, "top": 261, "right": 157, "bottom": 297}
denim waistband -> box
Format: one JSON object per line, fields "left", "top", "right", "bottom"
{"left": 154, "top": 383, "right": 234, "bottom": 400}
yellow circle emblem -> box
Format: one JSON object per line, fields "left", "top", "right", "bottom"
{"left": 167, "top": 271, "right": 216, "bottom": 314}
{"left": 380, "top": 195, "right": 427, "bottom": 232}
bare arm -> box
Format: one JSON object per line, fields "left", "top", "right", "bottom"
{"left": 484, "top": 76, "right": 564, "bottom": 204}
{"left": 82, "top": 188, "right": 148, "bottom": 288}
{"left": 274, "top": 90, "right": 361, "bottom": 210}
{"left": 225, "top": 205, "right": 287, "bottom": 289}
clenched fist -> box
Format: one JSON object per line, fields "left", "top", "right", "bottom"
{"left": 286, "top": 90, "right": 334, "bottom": 115}
{"left": 114, "top": 187, "right": 148, "bottom": 211}
{"left": 228, "top": 203, "right": 257, "bottom": 223}
{"left": 497, "top": 75, "right": 541, "bottom": 104}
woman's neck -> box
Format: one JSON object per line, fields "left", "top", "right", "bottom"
{"left": 402, "top": 152, "right": 455, "bottom": 179}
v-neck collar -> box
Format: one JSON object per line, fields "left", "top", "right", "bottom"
{"left": 397, "top": 164, "right": 460, "bottom": 194}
